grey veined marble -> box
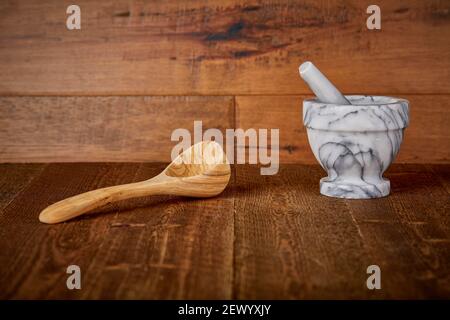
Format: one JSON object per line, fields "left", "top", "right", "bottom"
{"left": 303, "top": 95, "right": 409, "bottom": 199}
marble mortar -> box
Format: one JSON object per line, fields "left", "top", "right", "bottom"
{"left": 303, "top": 95, "right": 409, "bottom": 199}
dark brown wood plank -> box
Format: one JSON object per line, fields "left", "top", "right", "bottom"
{"left": 0, "top": 96, "right": 234, "bottom": 162}
{"left": 0, "top": 163, "right": 234, "bottom": 299}
{"left": 343, "top": 164, "right": 450, "bottom": 298}
{"left": 0, "top": 164, "right": 45, "bottom": 209}
{"left": 428, "top": 164, "right": 450, "bottom": 195}
{"left": 1, "top": 0, "right": 449, "bottom": 95}
{"left": 234, "top": 164, "right": 450, "bottom": 299}
{"left": 1, "top": 163, "right": 448, "bottom": 299}
{"left": 233, "top": 164, "right": 375, "bottom": 299}
{"left": 236, "top": 95, "right": 450, "bottom": 164}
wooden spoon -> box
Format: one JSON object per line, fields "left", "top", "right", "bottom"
{"left": 39, "top": 141, "right": 231, "bottom": 224}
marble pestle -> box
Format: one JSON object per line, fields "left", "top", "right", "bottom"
{"left": 299, "top": 61, "right": 351, "bottom": 105}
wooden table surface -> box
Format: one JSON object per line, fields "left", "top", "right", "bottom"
{"left": 0, "top": 163, "right": 449, "bottom": 299}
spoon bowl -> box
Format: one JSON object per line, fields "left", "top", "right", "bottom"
{"left": 39, "top": 141, "right": 231, "bottom": 224}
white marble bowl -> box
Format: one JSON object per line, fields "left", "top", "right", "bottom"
{"left": 303, "top": 95, "right": 409, "bottom": 199}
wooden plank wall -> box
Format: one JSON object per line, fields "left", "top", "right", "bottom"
{"left": 0, "top": 0, "right": 449, "bottom": 163}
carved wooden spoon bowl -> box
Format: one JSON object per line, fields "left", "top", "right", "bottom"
{"left": 39, "top": 141, "right": 231, "bottom": 224}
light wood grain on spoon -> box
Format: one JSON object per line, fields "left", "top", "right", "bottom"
{"left": 39, "top": 141, "right": 231, "bottom": 224}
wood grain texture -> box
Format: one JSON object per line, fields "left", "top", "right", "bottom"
{"left": 344, "top": 164, "right": 450, "bottom": 298}
{"left": 234, "top": 164, "right": 450, "bottom": 299}
{"left": 429, "top": 164, "right": 450, "bottom": 194}
{"left": 0, "top": 163, "right": 234, "bottom": 299}
{"left": 0, "top": 163, "right": 449, "bottom": 299}
{"left": 0, "top": 164, "right": 45, "bottom": 209}
{"left": 236, "top": 95, "right": 450, "bottom": 164}
{"left": 1, "top": 94, "right": 449, "bottom": 163}
{"left": 0, "top": 96, "right": 233, "bottom": 162}
{"left": 0, "top": 0, "right": 449, "bottom": 95}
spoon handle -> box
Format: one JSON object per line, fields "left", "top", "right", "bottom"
{"left": 39, "top": 180, "right": 164, "bottom": 224}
